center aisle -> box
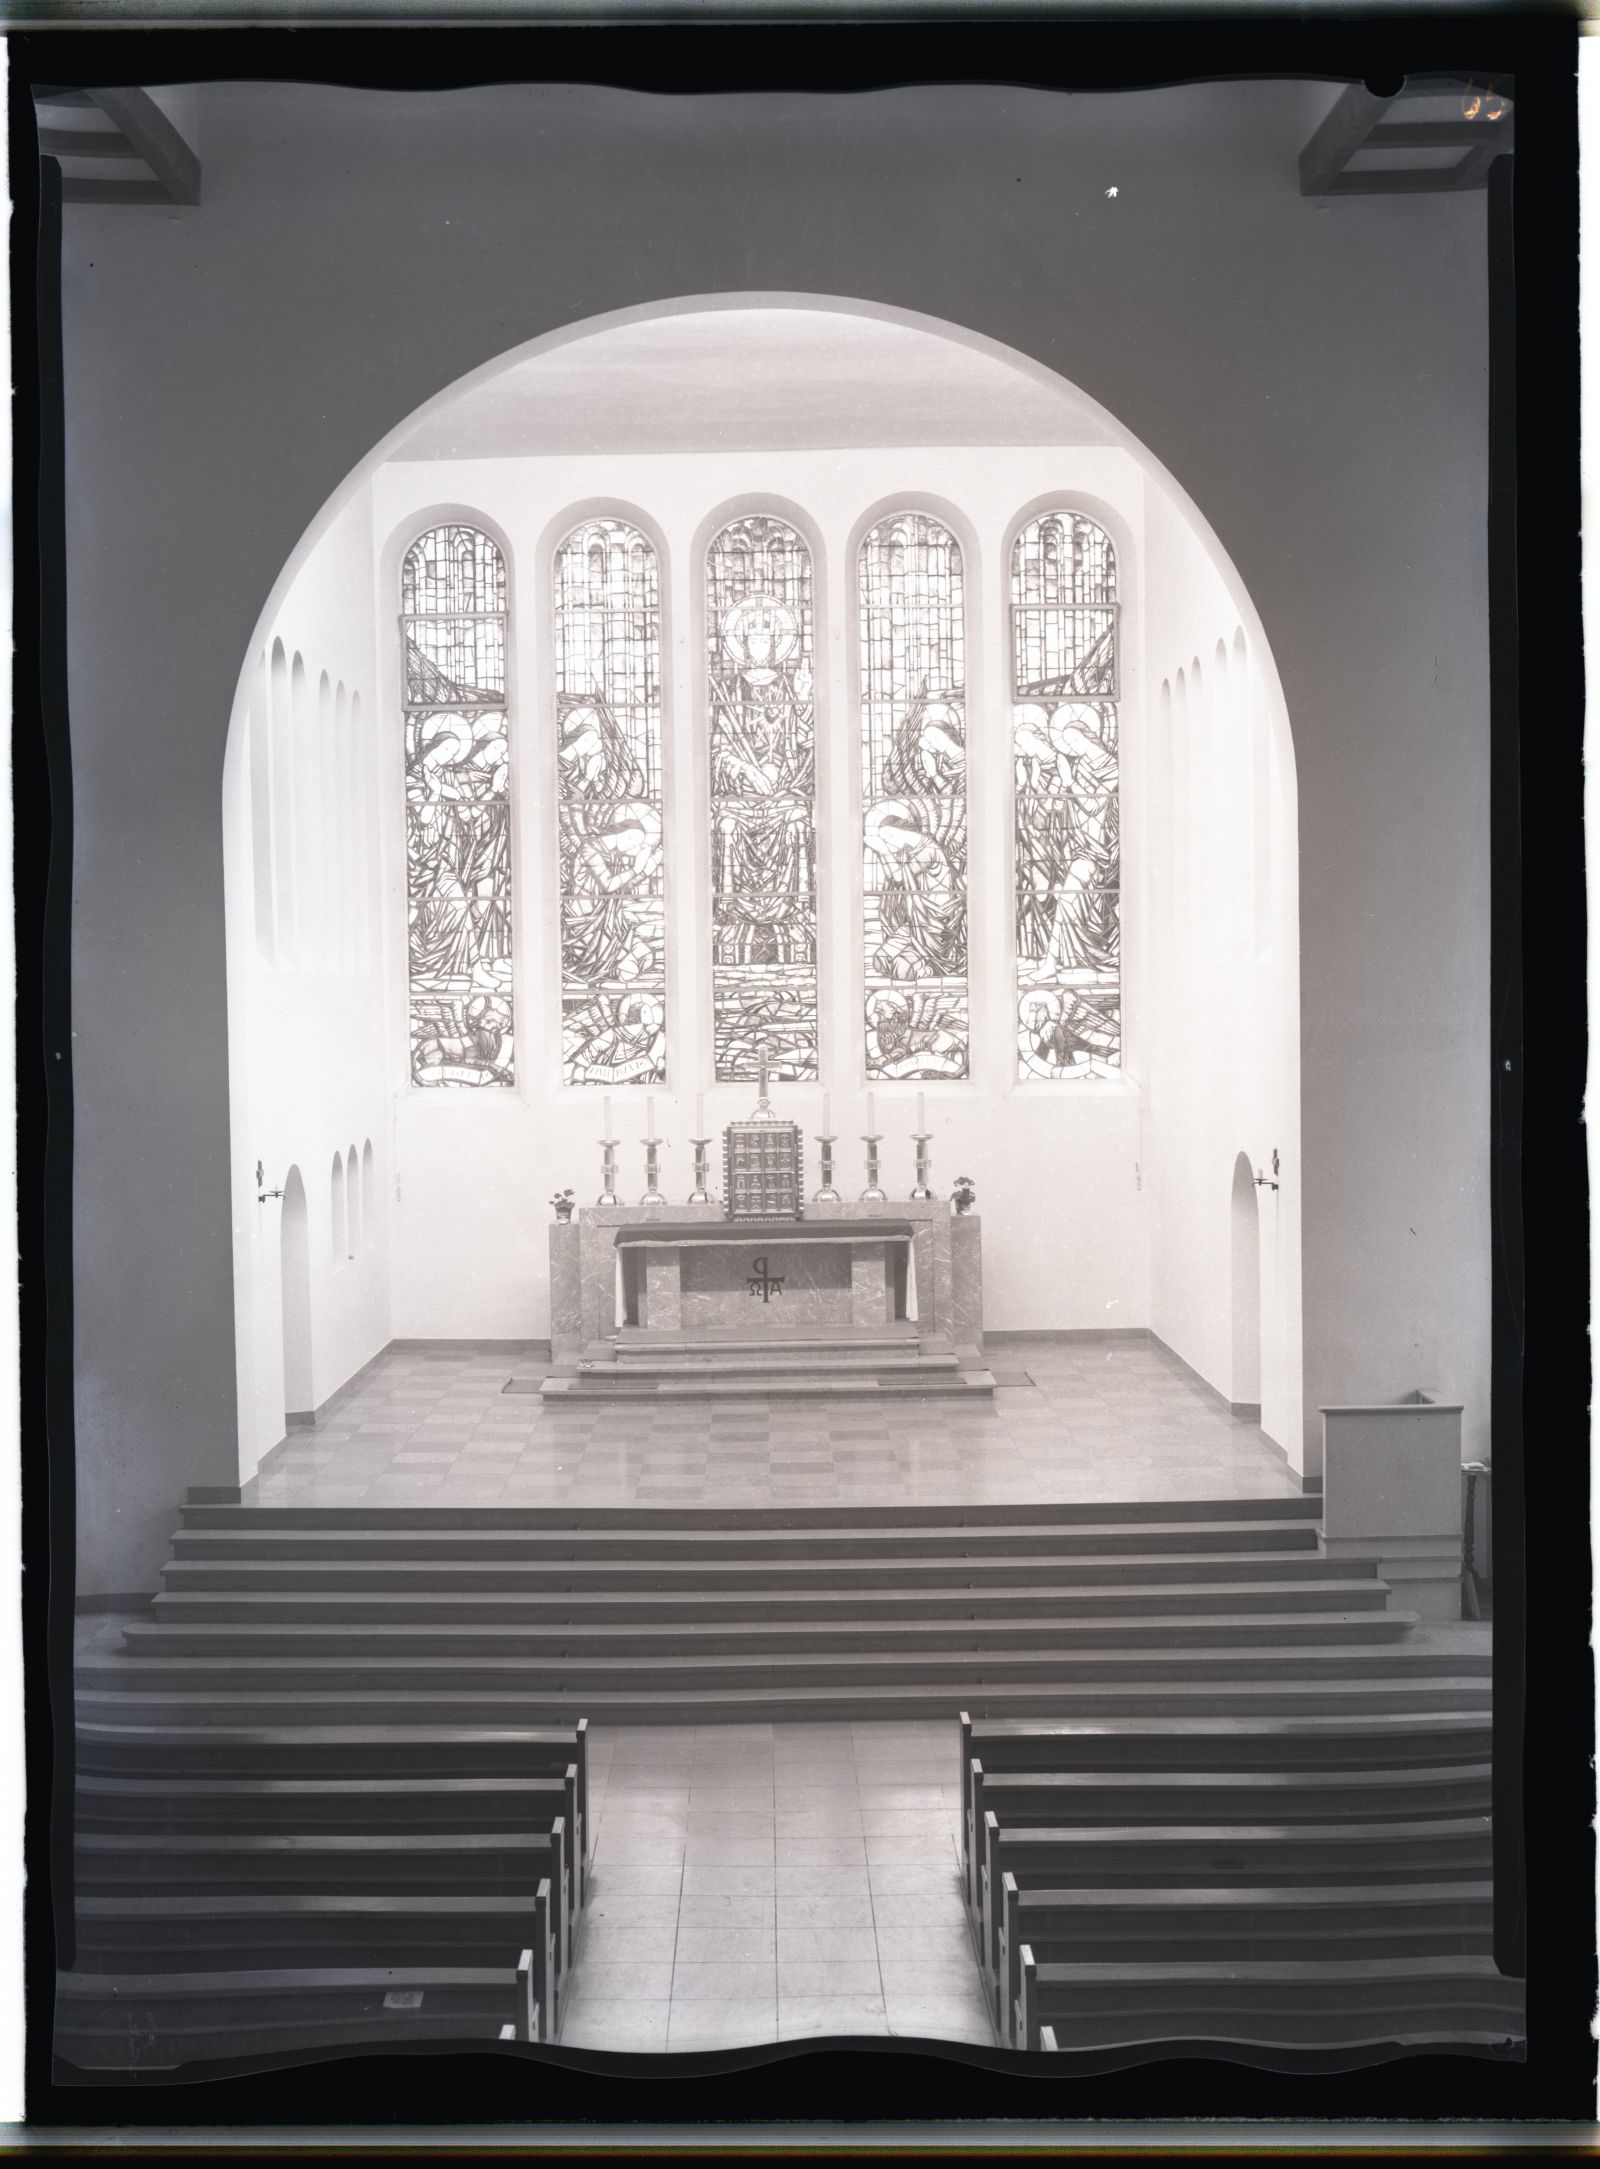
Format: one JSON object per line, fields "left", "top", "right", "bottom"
{"left": 560, "top": 1721, "right": 995, "bottom": 2051}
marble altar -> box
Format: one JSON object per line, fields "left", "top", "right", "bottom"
{"left": 549, "top": 1201, "right": 984, "bottom": 1366}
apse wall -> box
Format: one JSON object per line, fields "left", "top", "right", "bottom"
{"left": 221, "top": 482, "right": 394, "bottom": 1481}
{"left": 369, "top": 444, "right": 1152, "bottom": 1345}
{"left": 1139, "top": 477, "right": 1305, "bottom": 1472}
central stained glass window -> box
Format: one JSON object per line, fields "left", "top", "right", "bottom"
{"left": 554, "top": 518, "right": 667, "bottom": 1086}
{"left": 858, "top": 513, "right": 968, "bottom": 1080}
{"left": 1011, "top": 511, "right": 1121, "bottom": 1079}
{"left": 401, "top": 524, "right": 514, "bottom": 1088}
{"left": 706, "top": 515, "right": 818, "bottom": 1081}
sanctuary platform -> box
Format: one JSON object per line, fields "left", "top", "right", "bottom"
{"left": 542, "top": 1202, "right": 992, "bottom": 1401}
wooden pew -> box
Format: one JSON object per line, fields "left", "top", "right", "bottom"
{"left": 76, "top": 1766, "right": 584, "bottom": 1923}
{"left": 976, "top": 1813, "right": 1494, "bottom": 1993}
{"left": 76, "top": 1721, "right": 590, "bottom": 1872}
{"left": 75, "top": 1824, "right": 572, "bottom": 1986}
{"left": 957, "top": 1712, "right": 1492, "bottom": 1903}
{"left": 74, "top": 1886, "right": 558, "bottom": 2043}
{"left": 1016, "top": 1951, "right": 1526, "bottom": 2055}
{"left": 964, "top": 1759, "right": 1492, "bottom": 1921}
{"left": 995, "top": 1876, "right": 1494, "bottom": 2047}
{"left": 55, "top": 1955, "right": 538, "bottom": 2071}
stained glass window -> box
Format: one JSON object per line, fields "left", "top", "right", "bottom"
{"left": 554, "top": 519, "right": 666, "bottom": 1087}
{"left": 858, "top": 514, "right": 968, "bottom": 1080}
{"left": 1012, "top": 512, "right": 1121, "bottom": 1079}
{"left": 706, "top": 516, "right": 817, "bottom": 1081}
{"left": 401, "top": 524, "right": 514, "bottom": 1087}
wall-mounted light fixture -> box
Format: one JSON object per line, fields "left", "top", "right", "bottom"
{"left": 256, "top": 1158, "right": 284, "bottom": 1204}
{"left": 1255, "top": 1149, "right": 1280, "bottom": 1193}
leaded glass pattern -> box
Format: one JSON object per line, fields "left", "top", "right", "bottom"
{"left": 401, "top": 524, "right": 514, "bottom": 1087}
{"left": 555, "top": 519, "right": 667, "bottom": 1086}
{"left": 706, "top": 515, "right": 817, "bottom": 1081}
{"left": 1013, "top": 514, "right": 1120, "bottom": 1079}
{"left": 858, "top": 514, "right": 968, "bottom": 1080}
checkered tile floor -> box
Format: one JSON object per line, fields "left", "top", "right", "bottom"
{"left": 250, "top": 1335, "right": 1301, "bottom": 1510}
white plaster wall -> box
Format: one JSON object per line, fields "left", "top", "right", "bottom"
{"left": 368, "top": 445, "right": 1153, "bottom": 1343}
{"left": 223, "top": 482, "right": 393, "bottom": 1481}
{"left": 1140, "top": 478, "right": 1305, "bottom": 1471}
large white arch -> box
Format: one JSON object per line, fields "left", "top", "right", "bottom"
{"left": 221, "top": 293, "right": 1306, "bottom": 1479}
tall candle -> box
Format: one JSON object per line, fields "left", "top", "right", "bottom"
{"left": 647, "top": 1097, "right": 655, "bottom": 1136}
{"left": 867, "top": 1094, "right": 875, "bottom": 1133}
{"left": 917, "top": 1092, "right": 926, "bottom": 1132}
{"left": 697, "top": 1093, "right": 705, "bottom": 1136}
{"left": 823, "top": 1092, "right": 831, "bottom": 1135}
{"left": 604, "top": 1098, "right": 612, "bottom": 1138}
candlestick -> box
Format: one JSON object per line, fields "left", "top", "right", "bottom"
{"left": 910, "top": 1126, "right": 934, "bottom": 1202}
{"left": 596, "top": 1117, "right": 619, "bottom": 1208}
{"left": 688, "top": 1137, "right": 713, "bottom": 1206}
{"left": 860, "top": 1129, "right": 887, "bottom": 1204}
{"left": 813, "top": 1129, "right": 840, "bottom": 1205}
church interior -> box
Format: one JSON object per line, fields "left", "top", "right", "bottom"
{"left": 40, "top": 67, "right": 1525, "bottom": 2078}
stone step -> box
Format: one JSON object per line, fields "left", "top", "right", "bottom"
{"left": 539, "top": 1370, "right": 996, "bottom": 1399}
{"left": 612, "top": 1324, "right": 919, "bottom": 1350}
{"left": 577, "top": 1350, "right": 963, "bottom": 1378}
{"left": 78, "top": 1641, "right": 1482, "bottom": 1696}
{"left": 149, "top": 1578, "right": 1393, "bottom": 1626}
{"left": 177, "top": 1498, "right": 1323, "bottom": 1530}
{"left": 119, "top": 1610, "right": 1418, "bottom": 1662}
{"left": 73, "top": 1675, "right": 1494, "bottom": 1726}
{"left": 158, "top": 1550, "right": 1366, "bottom": 1595}
{"left": 165, "top": 1520, "right": 1325, "bottom": 1562}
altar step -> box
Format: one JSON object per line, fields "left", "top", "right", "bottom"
{"left": 73, "top": 1498, "right": 1490, "bottom": 1726}
{"left": 541, "top": 1371, "right": 995, "bottom": 1400}
{"left": 542, "top": 1322, "right": 990, "bottom": 1399}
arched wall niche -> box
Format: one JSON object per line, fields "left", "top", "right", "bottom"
{"left": 223, "top": 293, "right": 1306, "bottom": 1472}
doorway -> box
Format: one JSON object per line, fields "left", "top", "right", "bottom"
{"left": 1230, "top": 1151, "right": 1261, "bottom": 1417}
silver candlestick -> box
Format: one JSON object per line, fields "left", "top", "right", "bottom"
{"left": 597, "top": 1133, "right": 620, "bottom": 1207}
{"left": 688, "top": 1138, "right": 713, "bottom": 1205}
{"left": 640, "top": 1130, "right": 666, "bottom": 1207}
{"left": 860, "top": 1133, "right": 887, "bottom": 1203}
{"left": 910, "top": 1130, "right": 934, "bottom": 1201}
{"left": 813, "top": 1134, "right": 841, "bottom": 1204}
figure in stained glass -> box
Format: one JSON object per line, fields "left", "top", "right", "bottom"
{"left": 401, "top": 525, "right": 514, "bottom": 1088}
{"left": 1012, "top": 516, "right": 1122, "bottom": 1077}
{"left": 707, "top": 521, "right": 818, "bottom": 1079}
{"left": 865, "top": 988, "right": 967, "bottom": 1080}
{"left": 554, "top": 520, "right": 666, "bottom": 1085}
{"left": 858, "top": 515, "right": 969, "bottom": 1081}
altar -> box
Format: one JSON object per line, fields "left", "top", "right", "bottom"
{"left": 545, "top": 1199, "right": 986, "bottom": 1396}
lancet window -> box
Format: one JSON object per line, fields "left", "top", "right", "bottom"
{"left": 706, "top": 515, "right": 818, "bottom": 1081}
{"left": 554, "top": 519, "right": 667, "bottom": 1086}
{"left": 858, "top": 514, "right": 968, "bottom": 1080}
{"left": 1011, "top": 511, "right": 1121, "bottom": 1079}
{"left": 400, "top": 524, "right": 514, "bottom": 1087}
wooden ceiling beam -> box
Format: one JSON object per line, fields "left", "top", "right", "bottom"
{"left": 38, "top": 128, "right": 145, "bottom": 161}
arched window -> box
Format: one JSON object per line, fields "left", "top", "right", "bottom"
{"left": 858, "top": 513, "right": 968, "bottom": 1080}
{"left": 330, "top": 1153, "right": 346, "bottom": 1263}
{"left": 361, "top": 1139, "right": 376, "bottom": 1241}
{"left": 1011, "top": 511, "right": 1120, "bottom": 1080}
{"left": 706, "top": 515, "right": 817, "bottom": 1081}
{"left": 400, "top": 524, "right": 514, "bottom": 1087}
{"left": 346, "top": 1145, "right": 360, "bottom": 1256}
{"left": 554, "top": 518, "right": 666, "bottom": 1087}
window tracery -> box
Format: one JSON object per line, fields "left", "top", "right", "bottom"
{"left": 858, "top": 514, "right": 968, "bottom": 1080}
{"left": 1012, "top": 512, "right": 1121, "bottom": 1079}
{"left": 555, "top": 519, "right": 667, "bottom": 1086}
{"left": 705, "top": 515, "right": 818, "bottom": 1081}
{"left": 400, "top": 524, "right": 514, "bottom": 1087}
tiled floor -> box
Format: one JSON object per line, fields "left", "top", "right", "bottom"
{"left": 249, "top": 1334, "right": 1301, "bottom": 1509}
{"left": 563, "top": 1719, "right": 995, "bottom": 2051}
